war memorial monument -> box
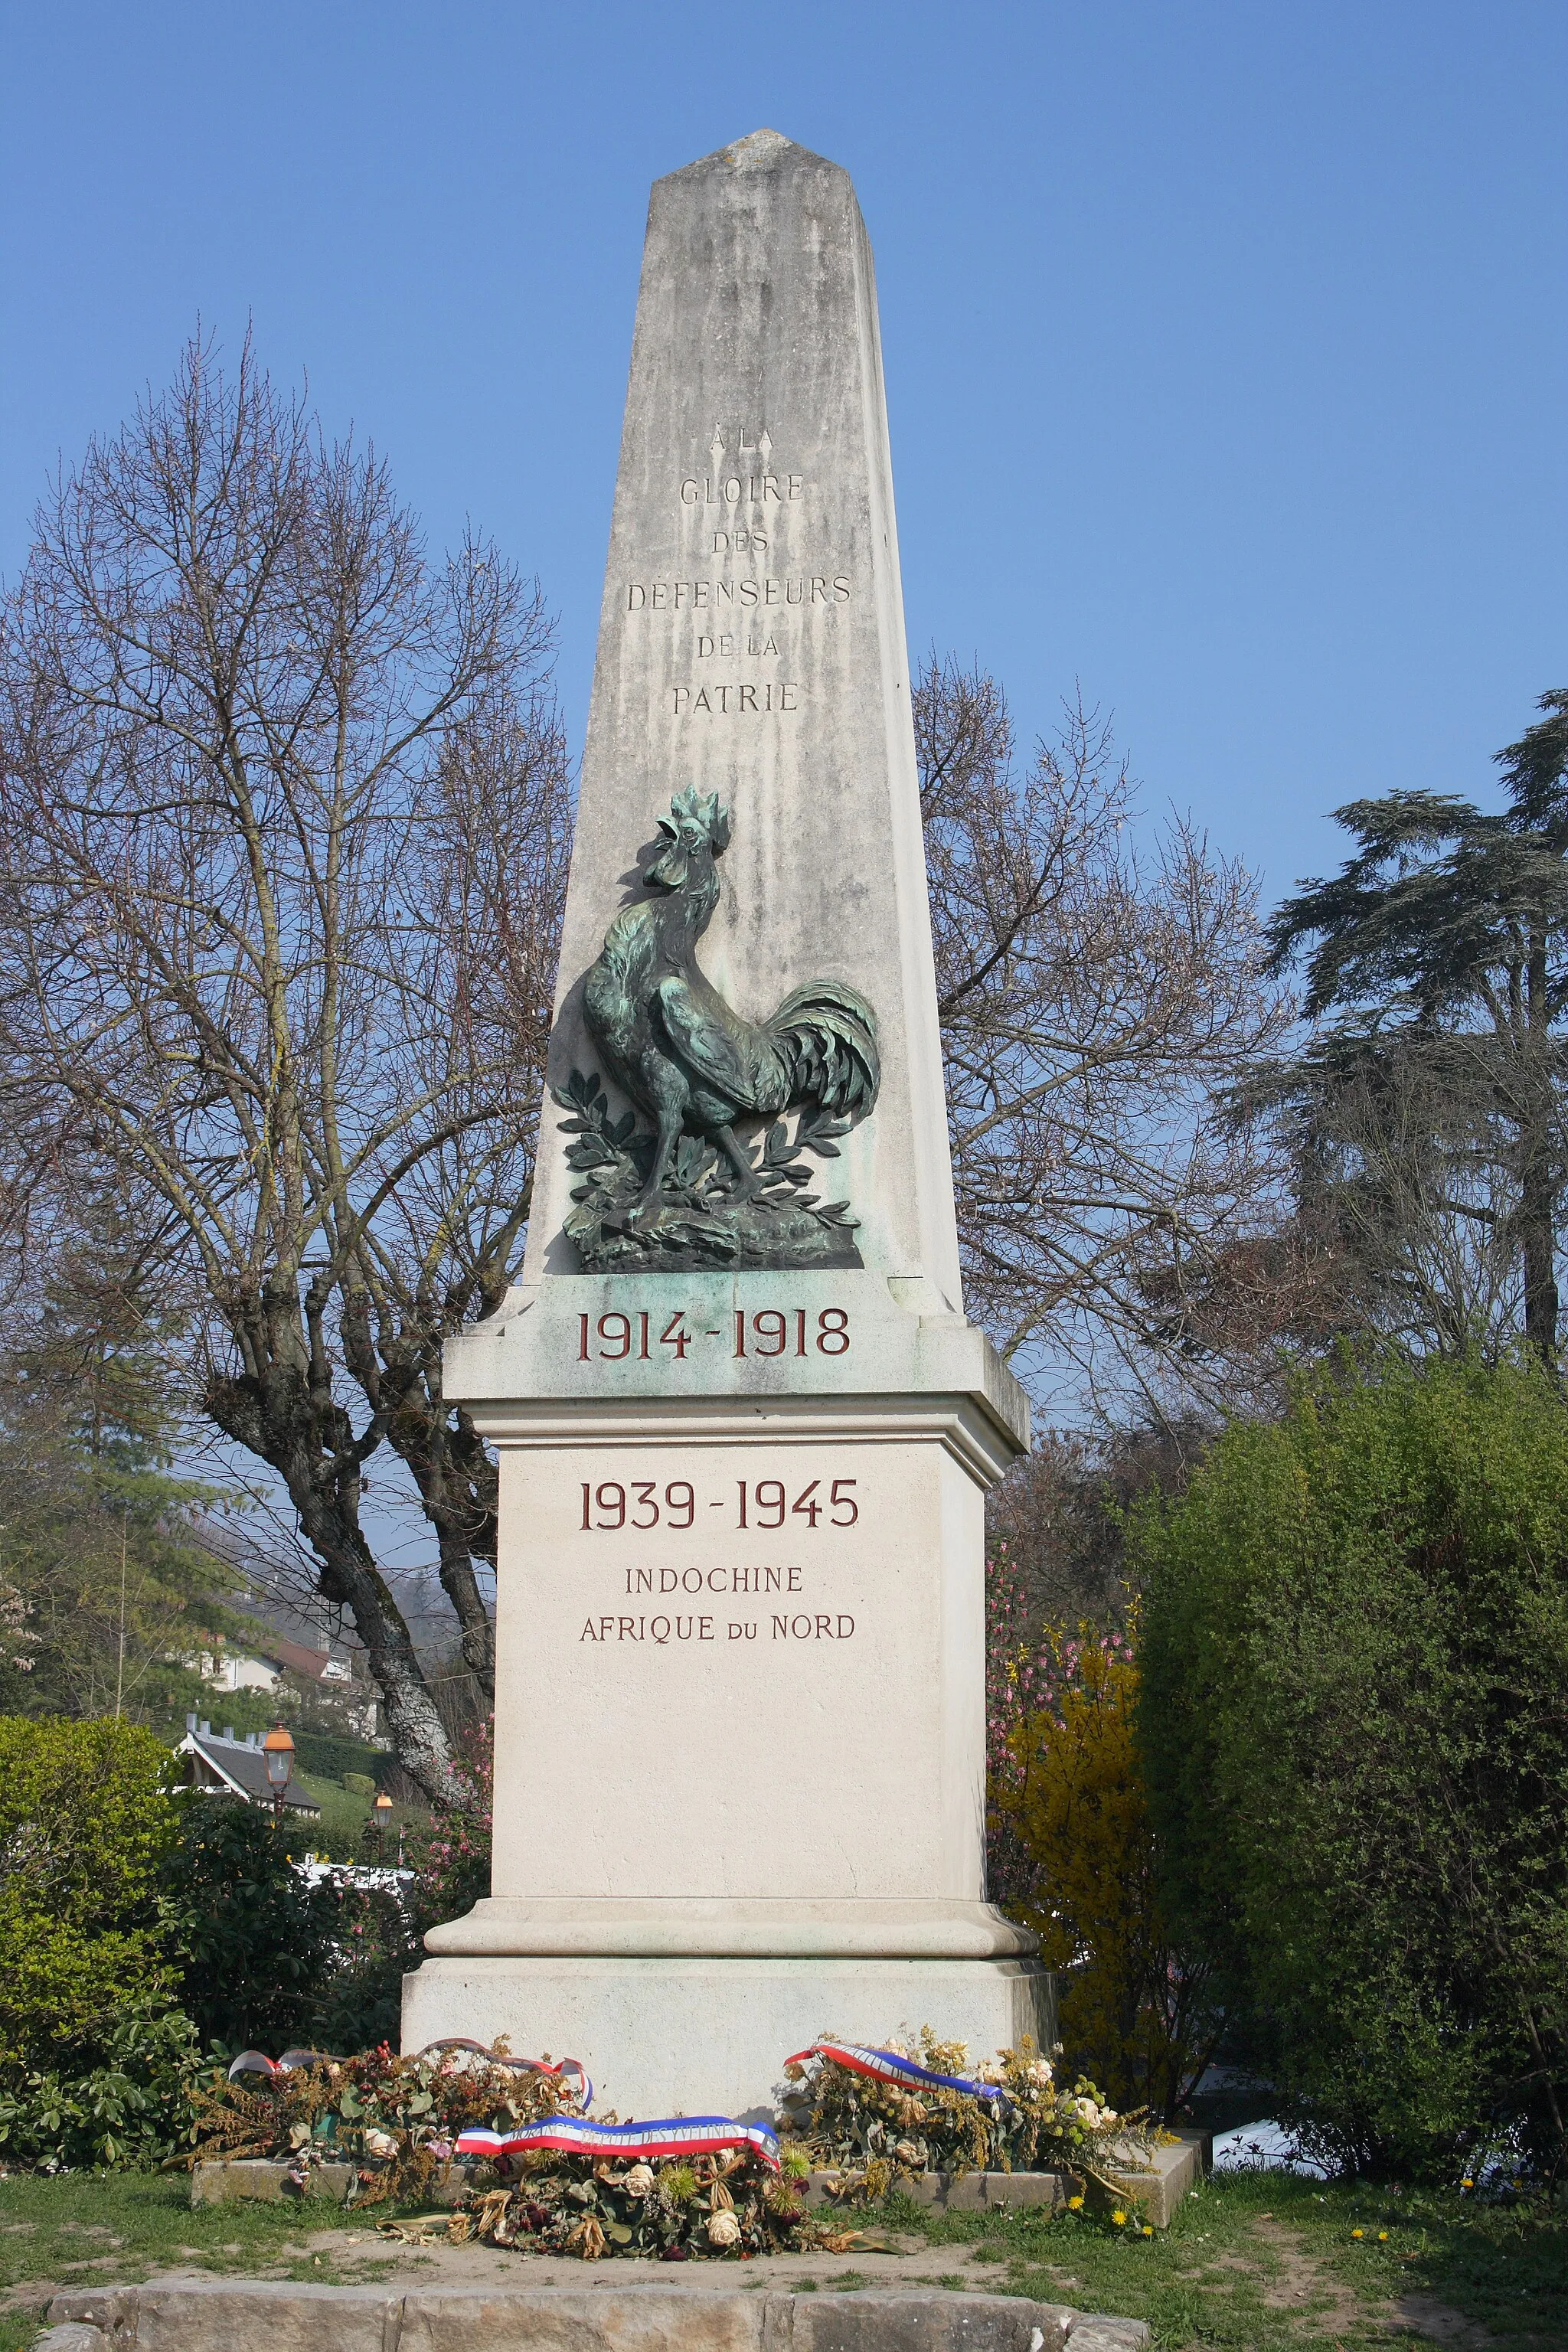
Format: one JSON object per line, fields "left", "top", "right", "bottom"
{"left": 403, "top": 128, "right": 1047, "bottom": 2120}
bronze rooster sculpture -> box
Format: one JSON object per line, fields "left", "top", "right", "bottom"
{"left": 582, "top": 787, "right": 879, "bottom": 1230}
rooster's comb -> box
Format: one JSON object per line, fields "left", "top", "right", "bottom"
{"left": 666, "top": 786, "right": 727, "bottom": 837}
{"left": 660, "top": 786, "right": 731, "bottom": 852}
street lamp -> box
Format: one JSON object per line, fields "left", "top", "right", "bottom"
{"left": 373, "top": 1788, "right": 393, "bottom": 1860}
{"left": 262, "top": 1723, "right": 295, "bottom": 1821}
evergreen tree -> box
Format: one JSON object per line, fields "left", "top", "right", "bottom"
{"left": 0, "top": 1205, "right": 240, "bottom": 1726}
{"left": 1264, "top": 691, "right": 1568, "bottom": 1357}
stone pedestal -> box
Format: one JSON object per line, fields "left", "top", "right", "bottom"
{"left": 410, "top": 1275, "right": 1044, "bottom": 2115}
{"left": 403, "top": 131, "right": 1044, "bottom": 2115}
{"left": 404, "top": 1958, "right": 1050, "bottom": 2126}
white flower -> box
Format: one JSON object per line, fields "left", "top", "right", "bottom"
{"left": 1074, "top": 2098, "right": 1101, "bottom": 2127}
{"left": 1029, "top": 2060, "right": 1054, "bottom": 2086}
{"left": 362, "top": 2127, "right": 399, "bottom": 2158}
{"left": 625, "top": 2164, "right": 655, "bottom": 2197}
{"left": 706, "top": 2209, "right": 741, "bottom": 2247}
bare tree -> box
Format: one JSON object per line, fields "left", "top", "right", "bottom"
{"left": 0, "top": 332, "right": 570, "bottom": 1806}
{"left": 1236, "top": 1032, "right": 1532, "bottom": 1361}
{"left": 916, "top": 654, "right": 1292, "bottom": 1419}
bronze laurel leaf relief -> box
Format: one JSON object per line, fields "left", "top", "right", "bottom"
{"left": 556, "top": 788, "right": 880, "bottom": 1272}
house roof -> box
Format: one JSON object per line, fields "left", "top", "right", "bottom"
{"left": 264, "top": 1634, "right": 351, "bottom": 1683}
{"left": 175, "top": 1727, "right": 322, "bottom": 1815}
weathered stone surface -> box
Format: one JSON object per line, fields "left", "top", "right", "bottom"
{"left": 407, "top": 130, "right": 1037, "bottom": 2115}
{"left": 50, "top": 2283, "right": 1133, "bottom": 2352}
{"left": 47, "top": 2282, "right": 400, "bottom": 2352}
{"left": 44, "top": 2290, "right": 136, "bottom": 2349}
{"left": 190, "top": 2158, "right": 356, "bottom": 2205}
{"left": 400, "top": 2285, "right": 769, "bottom": 2352}
{"left": 804, "top": 2148, "right": 1200, "bottom": 2228}
{"left": 188, "top": 2157, "right": 470, "bottom": 2210}
{"left": 1061, "top": 2324, "right": 1152, "bottom": 2352}
{"left": 33, "top": 2326, "right": 109, "bottom": 2352}
{"left": 788, "top": 2292, "right": 1075, "bottom": 2352}
{"left": 403, "top": 1957, "right": 1053, "bottom": 2127}
{"left": 1099, "top": 2132, "right": 1207, "bottom": 2228}
{"left": 518, "top": 126, "right": 962, "bottom": 1300}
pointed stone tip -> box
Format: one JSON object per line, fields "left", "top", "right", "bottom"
{"left": 723, "top": 127, "right": 795, "bottom": 165}
{"left": 663, "top": 126, "right": 845, "bottom": 191}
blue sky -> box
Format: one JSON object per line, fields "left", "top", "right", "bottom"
{"left": 3, "top": 2, "right": 1564, "bottom": 907}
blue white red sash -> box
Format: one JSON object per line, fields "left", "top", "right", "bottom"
{"left": 786, "top": 2040, "right": 1012, "bottom": 2111}
{"left": 454, "top": 2114, "right": 781, "bottom": 2171}
{"left": 413, "top": 2040, "right": 593, "bottom": 2109}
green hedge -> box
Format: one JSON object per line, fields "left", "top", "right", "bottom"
{"left": 0, "top": 1717, "right": 178, "bottom": 2073}
{"left": 0, "top": 1717, "right": 202, "bottom": 2166}
{"left": 292, "top": 1730, "right": 395, "bottom": 1788}
{"left": 1135, "top": 1355, "right": 1568, "bottom": 2180}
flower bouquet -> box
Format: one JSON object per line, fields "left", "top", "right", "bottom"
{"left": 779, "top": 2031, "right": 1149, "bottom": 2201}
{"left": 185, "top": 2040, "right": 586, "bottom": 2207}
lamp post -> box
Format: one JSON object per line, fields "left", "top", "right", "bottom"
{"left": 262, "top": 1723, "right": 295, "bottom": 1821}
{"left": 374, "top": 1788, "right": 393, "bottom": 1860}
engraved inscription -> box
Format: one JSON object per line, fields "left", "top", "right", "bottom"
{"left": 697, "top": 634, "right": 782, "bottom": 658}
{"left": 624, "top": 1564, "right": 805, "bottom": 1593}
{"left": 626, "top": 577, "right": 850, "bottom": 610}
{"left": 568, "top": 1441, "right": 866, "bottom": 1658}
{"left": 577, "top": 1474, "right": 858, "bottom": 1526}
{"left": 679, "top": 473, "right": 804, "bottom": 506}
{"left": 671, "top": 682, "right": 799, "bottom": 715}
{"left": 576, "top": 1306, "right": 853, "bottom": 1363}
{"left": 578, "top": 1612, "right": 856, "bottom": 1644}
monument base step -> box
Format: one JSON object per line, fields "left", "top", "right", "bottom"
{"left": 400, "top": 1953, "right": 1055, "bottom": 2122}
{"left": 47, "top": 2280, "right": 1151, "bottom": 2352}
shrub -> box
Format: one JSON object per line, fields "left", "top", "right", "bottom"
{"left": 1135, "top": 1354, "right": 1568, "bottom": 2180}
{"left": 160, "top": 1795, "right": 339, "bottom": 2052}
{"left": 0, "top": 2000, "right": 202, "bottom": 2170}
{"left": 0, "top": 1717, "right": 179, "bottom": 2074}
{"left": 990, "top": 1622, "right": 1218, "bottom": 2119}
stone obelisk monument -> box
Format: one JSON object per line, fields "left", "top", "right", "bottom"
{"left": 403, "top": 129, "right": 1047, "bottom": 2118}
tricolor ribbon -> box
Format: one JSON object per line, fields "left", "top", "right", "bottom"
{"left": 413, "top": 2040, "right": 593, "bottom": 2109}
{"left": 786, "top": 2040, "right": 1014, "bottom": 2112}
{"left": 454, "top": 2113, "right": 781, "bottom": 2171}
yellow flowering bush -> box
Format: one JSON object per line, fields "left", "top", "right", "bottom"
{"left": 989, "top": 1622, "right": 1218, "bottom": 2120}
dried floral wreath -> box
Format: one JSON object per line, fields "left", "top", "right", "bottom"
{"left": 184, "top": 2030, "right": 1153, "bottom": 2252}
{"left": 182, "top": 2040, "right": 583, "bottom": 2209}
{"left": 778, "top": 2032, "right": 1151, "bottom": 2200}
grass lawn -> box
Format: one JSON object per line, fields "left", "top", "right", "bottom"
{"left": 889, "top": 2167, "right": 1568, "bottom": 2347}
{"left": 283, "top": 1771, "right": 427, "bottom": 1864}
{"left": 0, "top": 2165, "right": 1563, "bottom": 2350}
{"left": 287, "top": 1769, "right": 374, "bottom": 1857}
{"left": 0, "top": 2170, "right": 375, "bottom": 2351}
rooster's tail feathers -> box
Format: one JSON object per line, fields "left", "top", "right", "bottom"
{"left": 766, "top": 980, "right": 880, "bottom": 1118}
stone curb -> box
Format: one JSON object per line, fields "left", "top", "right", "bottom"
{"left": 47, "top": 2281, "right": 1151, "bottom": 2352}
{"left": 192, "top": 2133, "right": 1207, "bottom": 2230}
{"left": 807, "top": 2135, "right": 1206, "bottom": 2230}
